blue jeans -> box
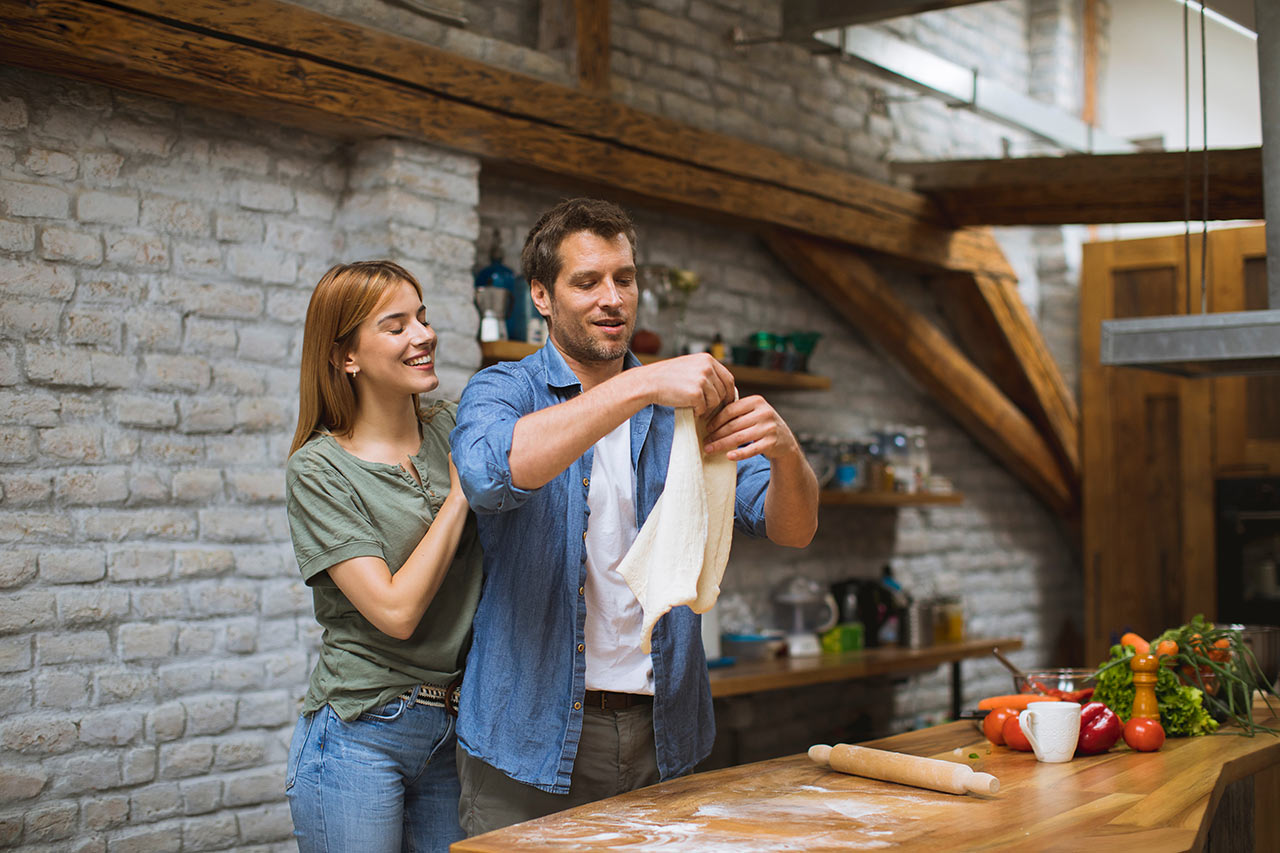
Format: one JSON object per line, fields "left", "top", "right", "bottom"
{"left": 286, "top": 696, "right": 463, "bottom": 853}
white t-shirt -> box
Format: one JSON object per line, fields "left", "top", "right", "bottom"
{"left": 583, "top": 419, "right": 654, "bottom": 693}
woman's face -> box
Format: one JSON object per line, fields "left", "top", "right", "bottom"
{"left": 342, "top": 280, "right": 439, "bottom": 399}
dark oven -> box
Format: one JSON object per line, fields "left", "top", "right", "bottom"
{"left": 1216, "top": 477, "right": 1280, "bottom": 627}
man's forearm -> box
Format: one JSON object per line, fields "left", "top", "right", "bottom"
{"left": 508, "top": 371, "right": 651, "bottom": 489}
{"left": 762, "top": 449, "right": 819, "bottom": 548}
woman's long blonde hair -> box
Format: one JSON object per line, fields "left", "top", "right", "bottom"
{"left": 290, "top": 260, "right": 425, "bottom": 456}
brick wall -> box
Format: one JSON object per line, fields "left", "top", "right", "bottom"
{"left": 0, "top": 68, "right": 479, "bottom": 852}
{"left": 2, "top": 0, "right": 1100, "bottom": 844}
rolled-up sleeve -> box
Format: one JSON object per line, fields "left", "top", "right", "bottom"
{"left": 450, "top": 365, "right": 540, "bottom": 515}
{"left": 732, "top": 455, "right": 771, "bottom": 538}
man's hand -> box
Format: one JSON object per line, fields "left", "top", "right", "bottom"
{"left": 701, "top": 394, "right": 801, "bottom": 462}
{"left": 637, "top": 353, "right": 736, "bottom": 417}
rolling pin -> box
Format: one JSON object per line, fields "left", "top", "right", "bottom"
{"left": 809, "top": 744, "right": 999, "bottom": 796}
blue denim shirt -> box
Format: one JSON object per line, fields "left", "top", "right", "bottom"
{"left": 450, "top": 343, "right": 771, "bottom": 793}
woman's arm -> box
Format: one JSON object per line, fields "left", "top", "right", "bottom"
{"left": 326, "top": 456, "right": 471, "bottom": 640}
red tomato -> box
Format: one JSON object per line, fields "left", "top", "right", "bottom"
{"left": 1123, "top": 717, "right": 1165, "bottom": 752}
{"left": 983, "top": 707, "right": 1018, "bottom": 746}
{"left": 1002, "top": 715, "right": 1034, "bottom": 752}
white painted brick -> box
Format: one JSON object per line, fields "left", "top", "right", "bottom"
{"left": 0, "top": 636, "right": 32, "bottom": 673}
{"left": 179, "top": 777, "right": 222, "bottom": 815}
{"left": 63, "top": 310, "right": 123, "bottom": 347}
{"left": 25, "top": 343, "right": 94, "bottom": 387}
{"left": 37, "top": 549, "right": 105, "bottom": 585}
{"left": 0, "top": 298, "right": 61, "bottom": 339}
{"left": 183, "top": 695, "right": 237, "bottom": 736}
{"left": 154, "top": 279, "right": 264, "bottom": 319}
{"left": 142, "top": 353, "right": 211, "bottom": 391}
{"left": 0, "top": 218, "right": 35, "bottom": 250}
{"left": 139, "top": 433, "right": 204, "bottom": 464}
{"left": 113, "top": 395, "right": 178, "bottom": 429}
{"left": 227, "top": 470, "right": 284, "bottom": 503}
{"left": 0, "top": 472, "right": 52, "bottom": 506}
{"left": 158, "top": 662, "right": 213, "bottom": 697}
{"left": 0, "top": 257, "right": 76, "bottom": 300}
{"left": 84, "top": 794, "right": 130, "bottom": 831}
{"left": 34, "top": 669, "right": 91, "bottom": 710}
{"left": 107, "top": 548, "right": 174, "bottom": 581}
{"left": 177, "top": 624, "right": 217, "bottom": 656}
{"left": 105, "top": 823, "right": 181, "bottom": 853}
{"left": 0, "top": 551, "right": 38, "bottom": 587}
{"left": 0, "top": 96, "right": 28, "bottom": 129}
{"left": 0, "top": 590, "right": 56, "bottom": 633}
{"left": 0, "top": 389, "right": 60, "bottom": 426}
{"left": 80, "top": 151, "right": 124, "bottom": 185}
{"left": 236, "top": 689, "right": 294, "bottom": 729}
{"left": 214, "top": 209, "right": 263, "bottom": 242}
{"left": 237, "top": 181, "right": 294, "bottom": 212}
{"left": 0, "top": 426, "right": 37, "bottom": 462}
{"left": 159, "top": 740, "right": 214, "bottom": 778}
{"left": 85, "top": 509, "right": 196, "bottom": 541}
{"left": 173, "top": 239, "right": 223, "bottom": 275}
{"left": 227, "top": 244, "right": 298, "bottom": 284}
{"left": 130, "top": 586, "right": 186, "bottom": 620}
{"left": 198, "top": 508, "right": 272, "bottom": 543}
{"left": 38, "top": 424, "right": 104, "bottom": 461}
{"left": 236, "top": 801, "right": 295, "bottom": 845}
{"left": 122, "top": 746, "right": 157, "bottom": 786}
{"left": 104, "top": 231, "right": 170, "bottom": 269}
{"left": 140, "top": 195, "right": 209, "bottom": 237}
{"left": 223, "top": 768, "right": 283, "bottom": 807}
{"left": 235, "top": 323, "right": 292, "bottom": 363}
{"left": 37, "top": 630, "right": 110, "bottom": 665}
{"left": 0, "top": 179, "right": 70, "bottom": 218}
{"left": 119, "top": 623, "right": 177, "bottom": 660}
{"left": 182, "top": 812, "right": 240, "bottom": 849}
{"left": 171, "top": 469, "right": 224, "bottom": 503}
{"left": 56, "top": 467, "right": 130, "bottom": 505}
{"left": 56, "top": 588, "right": 129, "bottom": 627}
{"left": 44, "top": 750, "right": 122, "bottom": 796}
{"left": 190, "top": 582, "right": 258, "bottom": 618}
{"left": 77, "top": 190, "right": 138, "bottom": 225}
{"left": 94, "top": 668, "right": 152, "bottom": 705}
{"left": 235, "top": 397, "right": 288, "bottom": 432}
{"left": 177, "top": 397, "right": 235, "bottom": 434}
{"left": 294, "top": 188, "right": 336, "bottom": 220}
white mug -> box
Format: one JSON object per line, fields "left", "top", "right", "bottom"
{"left": 1018, "top": 701, "right": 1081, "bottom": 763}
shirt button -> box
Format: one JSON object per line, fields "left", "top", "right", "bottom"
{"left": 578, "top": 586, "right": 584, "bottom": 595}
{"left": 573, "top": 701, "right": 582, "bottom": 710}
{"left": 582, "top": 531, "right": 587, "bottom": 540}
{"left": 583, "top": 477, "right": 589, "bottom": 487}
{"left": 577, "top": 643, "right": 585, "bottom": 653}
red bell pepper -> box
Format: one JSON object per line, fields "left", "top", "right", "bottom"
{"left": 1077, "top": 701, "right": 1121, "bottom": 755}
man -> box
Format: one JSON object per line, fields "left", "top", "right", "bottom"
{"left": 450, "top": 198, "right": 818, "bottom": 835}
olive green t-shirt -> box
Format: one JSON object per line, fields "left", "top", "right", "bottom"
{"left": 285, "top": 400, "right": 482, "bottom": 721}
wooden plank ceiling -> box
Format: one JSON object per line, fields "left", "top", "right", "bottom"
{"left": 895, "top": 147, "right": 1264, "bottom": 226}
{"left": 0, "top": 0, "right": 1082, "bottom": 518}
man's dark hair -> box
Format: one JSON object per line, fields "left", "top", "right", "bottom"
{"left": 521, "top": 198, "right": 638, "bottom": 291}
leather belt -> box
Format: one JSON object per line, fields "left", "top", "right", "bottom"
{"left": 583, "top": 690, "right": 654, "bottom": 710}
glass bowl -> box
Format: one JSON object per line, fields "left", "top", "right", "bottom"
{"left": 1014, "top": 668, "right": 1097, "bottom": 696}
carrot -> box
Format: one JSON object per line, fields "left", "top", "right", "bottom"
{"left": 1155, "top": 639, "right": 1178, "bottom": 658}
{"left": 1120, "top": 632, "right": 1149, "bottom": 654}
{"left": 977, "top": 694, "right": 1058, "bottom": 711}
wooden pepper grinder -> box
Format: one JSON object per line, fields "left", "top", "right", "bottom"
{"left": 1130, "top": 652, "right": 1159, "bottom": 720}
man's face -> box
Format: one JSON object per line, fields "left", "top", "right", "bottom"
{"left": 531, "top": 230, "right": 637, "bottom": 365}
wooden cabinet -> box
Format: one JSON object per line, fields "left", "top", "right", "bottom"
{"left": 1081, "top": 232, "right": 1216, "bottom": 665}
{"left": 1211, "top": 227, "right": 1280, "bottom": 475}
{"left": 1081, "top": 225, "right": 1270, "bottom": 664}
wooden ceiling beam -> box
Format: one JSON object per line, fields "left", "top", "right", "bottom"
{"left": 0, "top": 0, "right": 1012, "bottom": 278}
{"left": 895, "top": 147, "right": 1264, "bottom": 225}
{"left": 934, "top": 272, "right": 1081, "bottom": 483}
{"left": 766, "top": 231, "right": 1078, "bottom": 519}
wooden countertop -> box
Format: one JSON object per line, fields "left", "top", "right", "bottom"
{"left": 453, "top": 698, "right": 1280, "bottom": 853}
{"left": 709, "top": 636, "right": 1022, "bottom": 698}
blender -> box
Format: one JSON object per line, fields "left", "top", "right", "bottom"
{"left": 474, "top": 286, "right": 510, "bottom": 343}
{"left": 771, "top": 575, "right": 838, "bottom": 657}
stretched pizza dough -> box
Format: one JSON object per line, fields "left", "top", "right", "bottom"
{"left": 616, "top": 408, "right": 737, "bottom": 653}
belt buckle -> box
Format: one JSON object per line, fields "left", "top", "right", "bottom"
{"left": 445, "top": 676, "right": 462, "bottom": 718}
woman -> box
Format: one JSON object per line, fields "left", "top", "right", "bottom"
{"left": 284, "top": 260, "right": 480, "bottom": 852}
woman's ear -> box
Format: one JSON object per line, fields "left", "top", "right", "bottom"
{"left": 331, "top": 346, "right": 358, "bottom": 376}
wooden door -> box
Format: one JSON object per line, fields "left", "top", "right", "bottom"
{"left": 1211, "top": 226, "right": 1280, "bottom": 475}
{"left": 1081, "top": 233, "right": 1215, "bottom": 665}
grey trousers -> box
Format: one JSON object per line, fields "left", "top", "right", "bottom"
{"left": 456, "top": 704, "right": 661, "bottom": 837}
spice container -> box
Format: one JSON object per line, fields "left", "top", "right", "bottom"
{"left": 932, "top": 596, "right": 964, "bottom": 644}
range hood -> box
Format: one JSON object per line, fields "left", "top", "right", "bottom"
{"left": 1101, "top": 0, "right": 1280, "bottom": 378}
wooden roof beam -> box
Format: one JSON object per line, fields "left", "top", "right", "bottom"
{"left": 0, "top": 0, "right": 1012, "bottom": 278}
{"left": 766, "top": 231, "right": 1079, "bottom": 519}
{"left": 895, "top": 147, "right": 1264, "bottom": 225}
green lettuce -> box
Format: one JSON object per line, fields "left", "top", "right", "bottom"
{"left": 1093, "top": 645, "right": 1218, "bottom": 737}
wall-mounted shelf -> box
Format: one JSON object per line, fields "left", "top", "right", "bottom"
{"left": 818, "top": 490, "right": 964, "bottom": 507}
{"left": 478, "top": 341, "right": 831, "bottom": 392}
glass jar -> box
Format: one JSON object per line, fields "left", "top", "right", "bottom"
{"left": 932, "top": 596, "right": 964, "bottom": 644}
